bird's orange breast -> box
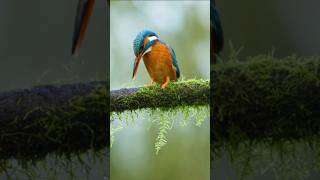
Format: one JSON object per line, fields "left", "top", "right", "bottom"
{"left": 143, "top": 42, "right": 177, "bottom": 83}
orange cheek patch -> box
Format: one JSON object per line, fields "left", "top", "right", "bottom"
{"left": 143, "top": 38, "right": 149, "bottom": 48}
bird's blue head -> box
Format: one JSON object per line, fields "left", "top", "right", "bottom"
{"left": 133, "top": 30, "right": 158, "bottom": 56}
{"left": 132, "top": 30, "right": 159, "bottom": 79}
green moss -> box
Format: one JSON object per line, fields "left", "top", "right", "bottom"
{"left": 0, "top": 84, "right": 109, "bottom": 178}
{"left": 111, "top": 80, "right": 209, "bottom": 151}
{"left": 0, "top": 84, "right": 108, "bottom": 161}
{"left": 211, "top": 54, "right": 320, "bottom": 179}
{"left": 111, "top": 79, "right": 210, "bottom": 112}
{"left": 111, "top": 105, "right": 209, "bottom": 154}
{"left": 212, "top": 55, "right": 320, "bottom": 148}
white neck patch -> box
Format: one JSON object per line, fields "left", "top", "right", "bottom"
{"left": 142, "top": 36, "right": 158, "bottom": 56}
{"left": 142, "top": 46, "right": 152, "bottom": 56}
{"left": 148, "top": 36, "right": 158, "bottom": 42}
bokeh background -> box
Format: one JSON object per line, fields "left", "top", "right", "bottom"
{"left": 0, "top": 0, "right": 108, "bottom": 179}
{"left": 0, "top": 0, "right": 108, "bottom": 92}
{"left": 110, "top": 1, "right": 210, "bottom": 90}
{"left": 218, "top": 0, "right": 320, "bottom": 59}
{"left": 2, "top": 0, "right": 320, "bottom": 92}
{"left": 214, "top": 0, "right": 320, "bottom": 179}
{"left": 0, "top": 0, "right": 320, "bottom": 179}
{"left": 110, "top": 1, "right": 210, "bottom": 180}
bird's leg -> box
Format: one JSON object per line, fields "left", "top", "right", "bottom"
{"left": 161, "top": 76, "right": 170, "bottom": 89}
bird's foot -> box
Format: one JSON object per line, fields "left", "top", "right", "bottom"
{"left": 161, "top": 76, "right": 170, "bottom": 89}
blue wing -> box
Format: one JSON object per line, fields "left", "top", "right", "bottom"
{"left": 211, "top": 0, "right": 224, "bottom": 53}
{"left": 169, "top": 46, "right": 180, "bottom": 79}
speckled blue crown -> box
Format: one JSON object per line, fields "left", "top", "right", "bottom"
{"left": 133, "top": 30, "right": 158, "bottom": 56}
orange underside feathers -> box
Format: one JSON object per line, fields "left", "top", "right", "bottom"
{"left": 142, "top": 42, "right": 177, "bottom": 89}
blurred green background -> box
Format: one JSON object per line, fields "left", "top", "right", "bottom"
{"left": 0, "top": 0, "right": 319, "bottom": 179}
{"left": 110, "top": 1, "right": 210, "bottom": 180}
{"left": 0, "top": 0, "right": 108, "bottom": 92}
{"left": 218, "top": 0, "right": 320, "bottom": 59}
{"left": 110, "top": 1, "right": 210, "bottom": 90}
{"left": 214, "top": 0, "right": 320, "bottom": 179}
{"left": 111, "top": 110, "right": 210, "bottom": 180}
{"left": 1, "top": 0, "right": 320, "bottom": 92}
{"left": 0, "top": 0, "right": 108, "bottom": 179}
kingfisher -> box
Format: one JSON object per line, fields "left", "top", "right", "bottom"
{"left": 132, "top": 30, "right": 180, "bottom": 89}
{"left": 70, "top": 1, "right": 180, "bottom": 89}
{"left": 211, "top": 0, "right": 224, "bottom": 63}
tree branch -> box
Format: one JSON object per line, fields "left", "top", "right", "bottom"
{"left": 0, "top": 81, "right": 109, "bottom": 160}
{"left": 211, "top": 57, "right": 320, "bottom": 152}
{"left": 111, "top": 79, "right": 210, "bottom": 112}
{"left": 3, "top": 56, "right": 318, "bottom": 159}
{"left": 0, "top": 79, "right": 209, "bottom": 160}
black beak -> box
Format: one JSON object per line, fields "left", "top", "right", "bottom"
{"left": 132, "top": 52, "right": 144, "bottom": 80}
{"left": 71, "top": 0, "right": 95, "bottom": 56}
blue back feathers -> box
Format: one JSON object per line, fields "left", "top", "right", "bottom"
{"left": 133, "top": 30, "right": 158, "bottom": 56}
{"left": 211, "top": 0, "right": 224, "bottom": 53}
{"left": 168, "top": 46, "right": 180, "bottom": 78}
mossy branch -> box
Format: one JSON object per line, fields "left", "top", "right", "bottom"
{"left": 0, "top": 79, "right": 209, "bottom": 160}
{"left": 211, "top": 55, "right": 320, "bottom": 152}
{"left": 0, "top": 81, "right": 109, "bottom": 160}
{"left": 3, "top": 55, "right": 319, "bottom": 159}
{"left": 111, "top": 79, "right": 210, "bottom": 112}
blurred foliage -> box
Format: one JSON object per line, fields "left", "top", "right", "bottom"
{"left": 0, "top": 83, "right": 109, "bottom": 179}
{"left": 211, "top": 51, "right": 320, "bottom": 179}
{"left": 212, "top": 53, "right": 320, "bottom": 147}
{"left": 0, "top": 149, "right": 108, "bottom": 179}
{"left": 111, "top": 106, "right": 209, "bottom": 155}
{"left": 213, "top": 141, "right": 320, "bottom": 180}
{"left": 111, "top": 106, "right": 209, "bottom": 180}
{"left": 0, "top": 83, "right": 108, "bottom": 160}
